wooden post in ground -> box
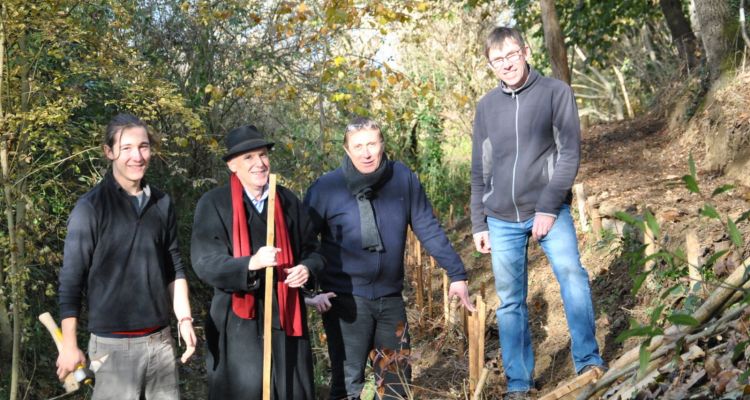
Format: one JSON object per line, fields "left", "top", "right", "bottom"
{"left": 686, "top": 230, "right": 702, "bottom": 293}
{"left": 587, "top": 196, "right": 601, "bottom": 241}
{"left": 262, "top": 174, "right": 277, "bottom": 400}
{"left": 427, "top": 257, "right": 435, "bottom": 318}
{"left": 644, "top": 222, "right": 658, "bottom": 272}
{"left": 443, "top": 271, "right": 450, "bottom": 327}
{"left": 467, "top": 295, "right": 487, "bottom": 394}
{"left": 415, "top": 239, "right": 423, "bottom": 315}
{"left": 449, "top": 204, "right": 454, "bottom": 226}
{"left": 573, "top": 183, "right": 589, "bottom": 232}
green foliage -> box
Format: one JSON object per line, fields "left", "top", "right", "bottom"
{"left": 611, "top": 156, "right": 749, "bottom": 376}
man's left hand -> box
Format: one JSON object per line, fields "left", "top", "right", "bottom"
{"left": 532, "top": 214, "right": 556, "bottom": 241}
{"left": 178, "top": 320, "right": 197, "bottom": 363}
{"left": 284, "top": 264, "right": 309, "bottom": 288}
{"left": 449, "top": 280, "right": 475, "bottom": 312}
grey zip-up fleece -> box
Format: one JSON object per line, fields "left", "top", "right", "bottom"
{"left": 470, "top": 67, "right": 580, "bottom": 233}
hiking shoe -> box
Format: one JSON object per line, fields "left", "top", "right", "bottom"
{"left": 578, "top": 364, "right": 607, "bottom": 376}
{"left": 503, "top": 391, "right": 531, "bottom": 400}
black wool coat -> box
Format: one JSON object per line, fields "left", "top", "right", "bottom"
{"left": 191, "top": 184, "right": 325, "bottom": 400}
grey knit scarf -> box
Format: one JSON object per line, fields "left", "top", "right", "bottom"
{"left": 342, "top": 153, "right": 390, "bottom": 252}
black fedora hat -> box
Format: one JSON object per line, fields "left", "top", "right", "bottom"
{"left": 222, "top": 125, "right": 275, "bottom": 161}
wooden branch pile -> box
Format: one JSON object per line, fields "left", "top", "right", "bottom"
{"left": 559, "top": 255, "right": 750, "bottom": 399}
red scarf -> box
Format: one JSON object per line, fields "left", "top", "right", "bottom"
{"left": 230, "top": 174, "right": 303, "bottom": 337}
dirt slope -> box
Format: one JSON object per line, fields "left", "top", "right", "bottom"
{"left": 408, "top": 82, "right": 750, "bottom": 399}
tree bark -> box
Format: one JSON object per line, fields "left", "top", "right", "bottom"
{"left": 693, "top": 0, "right": 732, "bottom": 81}
{"left": 659, "top": 0, "right": 699, "bottom": 69}
{"left": 0, "top": 2, "right": 13, "bottom": 370}
{"left": 540, "top": 0, "right": 571, "bottom": 84}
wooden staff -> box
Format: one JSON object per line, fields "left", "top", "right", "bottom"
{"left": 262, "top": 174, "right": 276, "bottom": 400}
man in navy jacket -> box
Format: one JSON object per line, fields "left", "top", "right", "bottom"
{"left": 305, "top": 117, "right": 473, "bottom": 399}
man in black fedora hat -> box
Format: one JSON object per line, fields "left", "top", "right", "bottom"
{"left": 190, "top": 124, "right": 325, "bottom": 399}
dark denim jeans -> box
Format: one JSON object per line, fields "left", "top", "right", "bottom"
{"left": 488, "top": 205, "right": 603, "bottom": 393}
{"left": 322, "top": 294, "right": 411, "bottom": 399}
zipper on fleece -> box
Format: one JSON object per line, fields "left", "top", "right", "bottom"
{"left": 511, "top": 91, "right": 521, "bottom": 222}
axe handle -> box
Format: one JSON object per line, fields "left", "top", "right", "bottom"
{"left": 39, "top": 312, "right": 81, "bottom": 392}
{"left": 39, "top": 312, "right": 64, "bottom": 352}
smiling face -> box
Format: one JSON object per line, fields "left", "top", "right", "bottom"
{"left": 226, "top": 147, "right": 271, "bottom": 197}
{"left": 344, "top": 128, "right": 384, "bottom": 174}
{"left": 105, "top": 126, "right": 151, "bottom": 192}
{"left": 488, "top": 37, "right": 530, "bottom": 90}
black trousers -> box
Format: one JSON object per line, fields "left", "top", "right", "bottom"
{"left": 322, "top": 294, "right": 411, "bottom": 400}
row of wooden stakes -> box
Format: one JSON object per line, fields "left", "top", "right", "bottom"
{"left": 403, "top": 223, "right": 490, "bottom": 397}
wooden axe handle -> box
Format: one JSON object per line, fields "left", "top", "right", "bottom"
{"left": 39, "top": 312, "right": 81, "bottom": 392}
{"left": 39, "top": 312, "right": 64, "bottom": 352}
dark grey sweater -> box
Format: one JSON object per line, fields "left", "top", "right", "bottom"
{"left": 58, "top": 172, "right": 185, "bottom": 332}
{"left": 470, "top": 67, "right": 580, "bottom": 232}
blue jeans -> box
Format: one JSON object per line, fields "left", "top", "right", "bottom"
{"left": 488, "top": 205, "right": 603, "bottom": 392}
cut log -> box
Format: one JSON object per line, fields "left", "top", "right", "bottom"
{"left": 601, "top": 255, "right": 750, "bottom": 380}
{"left": 539, "top": 366, "right": 604, "bottom": 400}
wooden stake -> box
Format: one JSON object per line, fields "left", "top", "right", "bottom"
{"left": 443, "top": 271, "right": 450, "bottom": 327}
{"left": 416, "top": 239, "right": 423, "bottom": 313}
{"left": 587, "top": 196, "right": 601, "bottom": 241}
{"left": 686, "top": 230, "right": 702, "bottom": 293}
{"left": 427, "top": 257, "right": 435, "bottom": 318}
{"left": 538, "top": 365, "right": 603, "bottom": 400}
{"left": 573, "top": 183, "right": 588, "bottom": 232}
{"left": 468, "top": 295, "right": 487, "bottom": 393}
{"left": 478, "top": 296, "right": 486, "bottom": 375}
{"left": 643, "top": 223, "right": 657, "bottom": 272}
{"left": 471, "top": 367, "right": 490, "bottom": 400}
{"left": 262, "top": 174, "right": 276, "bottom": 400}
{"left": 449, "top": 204, "right": 454, "bottom": 226}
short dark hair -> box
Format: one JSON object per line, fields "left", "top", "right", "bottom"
{"left": 344, "top": 117, "right": 382, "bottom": 147}
{"left": 104, "top": 113, "right": 153, "bottom": 148}
{"left": 484, "top": 26, "right": 526, "bottom": 59}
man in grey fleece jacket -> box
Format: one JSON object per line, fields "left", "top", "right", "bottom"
{"left": 470, "top": 27, "right": 605, "bottom": 399}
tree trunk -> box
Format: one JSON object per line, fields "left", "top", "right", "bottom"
{"left": 659, "top": 0, "right": 699, "bottom": 69}
{"left": 0, "top": 2, "right": 13, "bottom": 370}
{"left": 540, "top": 0, "right": 571, "bottom": 84}
{"left": 694, "top": 0, "right": 732, "bottom": 81}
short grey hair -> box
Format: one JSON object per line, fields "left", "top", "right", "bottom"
{"left": 344, "top": 117, "right": 382, "bottom": 147}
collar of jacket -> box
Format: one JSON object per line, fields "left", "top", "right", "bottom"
{"left": 499, "top": 65, "right": 539, "bottom": 96}
{"left": 103, "top": 170, "right": 151, "bottom": 198}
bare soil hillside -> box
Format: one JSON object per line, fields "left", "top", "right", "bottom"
{"left": 407, "top": 77, "right": 750, "bottom": 399}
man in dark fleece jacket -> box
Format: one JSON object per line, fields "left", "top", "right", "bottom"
{"left": 57, "top": 113, "right": 196, "bottom": 400}
{"left": 470, "top": 27, "right": 605, "bottom": 399}
{"left": 305, "top": 117, "right": 474, "bottom": 399}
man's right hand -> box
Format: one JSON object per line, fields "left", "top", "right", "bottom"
{"left": 249, "top": 246, "right": 280, "bottom": 270}
{"left": 56, "top": 346, "right": 86, "bottom": 380}
{"left": 473, "top": 231, "right": 491, "bottom": 253}
{"left": 305, "top": 292, "right": 337, "bottom": 313}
